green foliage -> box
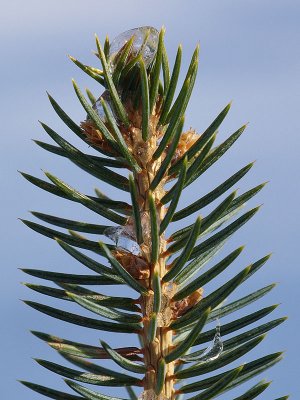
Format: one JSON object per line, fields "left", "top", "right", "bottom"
{"left": 100, "top": 340, "right": 147, "bottom": 374}
{"left": 20, "top": 26, "right": 286, "bottom": 400}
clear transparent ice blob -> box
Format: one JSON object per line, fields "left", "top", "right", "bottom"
{"left": 181, "top": 319, "right": 223, "bottom": 363}
{"left": 88, "top": 90, "right": 115, "bottom": 123}
{"left": 104, "top": 226, "right": 141, "bottom": 255}
{"left": 109, "top": 26, "right": 159, "bottom": 71}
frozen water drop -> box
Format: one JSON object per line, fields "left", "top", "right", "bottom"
{"left": 181, "top": 319, "right": 223, "bottom": 363}
{"left": 109, "top": 26, "right": 159, "bottom": 71}
{"left": 117, "top": 235, "right": 141, "bottom": 255}
{"left": 104, "top": 226, "right": 141, "bottom": 255}
{"left": 88, "top": 90, "right": 116, "bottom": 123}
{"left": 104, "top": 226, "right": 124, "bottom": 242}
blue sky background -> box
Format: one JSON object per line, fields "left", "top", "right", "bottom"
{"left": 1, "top": 0, "right": 299, "bottom": 398}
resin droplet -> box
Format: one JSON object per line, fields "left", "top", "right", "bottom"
{"left": 104, "top": 226, "right": 141, "bottom": 255}
{"left": 181, "top": 319, "right": 223, "bottom": 363}
{"left": 109, "top": 26, "right": 159, "bottom": 71}
{"left": 172, "top": 130, "right": 200, "bottom": 164}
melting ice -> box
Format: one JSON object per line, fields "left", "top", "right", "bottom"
{"left": 109, "top": 26, "right": 159, "bottom": 71}
{"left": 90, "top": 90, "right": 115, "bottom": 123}
{"left": 104, "top": 226, "right": 141, "bottom": 255}
{"left": 181, "top": 319, "right": 223, "bottom": 363}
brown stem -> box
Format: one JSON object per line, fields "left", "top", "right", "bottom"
{"left": 135, "top": 142, "right": 175, "bottom": 400}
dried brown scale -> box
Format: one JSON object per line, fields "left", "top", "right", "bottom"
{"left": 171, "top": 129, "right": 200, "bottom": 164}
{"left": 171, "top": 288, "right": 203, "bottom": 319}
{"left": 113, "top": 249, "right": 150, "bottom": 280}
{"left": 164, "top": 129, "right": 201, "bottom": 183}
{"left": 80, "top": 120, "right": 119, "bottom": 155}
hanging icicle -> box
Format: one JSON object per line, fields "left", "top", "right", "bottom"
{"left": 180, "top": 319, "right": 223, "bottom": 363}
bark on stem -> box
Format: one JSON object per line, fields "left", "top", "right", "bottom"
{"left": 135, "top": 140, "right": 175, "bottom": 399}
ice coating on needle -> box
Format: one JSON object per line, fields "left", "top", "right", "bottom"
{"left": 104, "top": 226, "right": 141, "bottom": 255}
{"left": 181, "top": 319, "right": 223, "bottom": 363}
{"left": 109, "top": 26, "right": 159, "bottom": 70}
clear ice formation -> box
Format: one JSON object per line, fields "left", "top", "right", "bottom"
{"left": 104, "top": 226, "right": 141, "bottom": 255}
{"left": 109, "top": 26, "right": 159, "bottom": 71}
{"left": 90, "top": 90, "right": 115, "bottom": 123}
{"left": 181, "top": 319, "right": 223, "bottom": 363}
{"left": 88, "top": 27, "right": 159, "bottom": 122}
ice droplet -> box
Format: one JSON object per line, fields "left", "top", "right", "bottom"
{"left": 181, "top": 319, "right": 223, "bottom": 363}
{"left": 104, "top": 226, "right": 141, "bottom": 255}
{"left": 109, "top": 26, "right": 159, "bottom": 71}
{"left": 89, "top": 90, "right": 115, "bottom": 123}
